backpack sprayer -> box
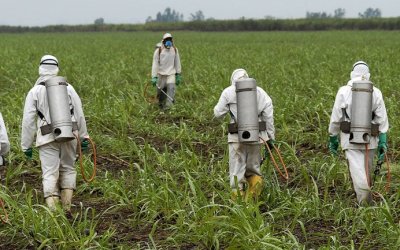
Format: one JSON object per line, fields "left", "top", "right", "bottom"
{"left": 44, "top": 76, "right": 97, "bottom": 183}
{"left": 235, "top": 78, "right": 289, "bottom": 180}
{"left": 341, "top": 79, "right": 390, "bottom": 192}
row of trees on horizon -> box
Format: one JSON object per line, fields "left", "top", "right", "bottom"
{"left": 92, "top": 7, "right": 384, "bottom": 25}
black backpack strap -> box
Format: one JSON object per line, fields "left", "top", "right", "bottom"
{"left": 37, "top": 82, "right": 46, "bottom": 120}
{"left": 37, "top": 110, "right": 45, "bottom": 120}
{"left": 342, "top": 108, "right": 350, "bottom": 120}
{"left": 36, "top": 79, "right": 70, "bottom": 122}
{"left": 227, "top": 104, "right": 237, "bottom": 123}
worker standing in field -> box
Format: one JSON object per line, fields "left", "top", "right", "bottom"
{"left": 214, "top": 69, "right": 275, "bottom": 200}
{"left": 21, "top": 55, "right": 89, "bottom": 211}
{"left": 151, "top": 33, "right": 182, "bottom": 110}
{"left": 0, "top": 112, "right": 10, "bottom": 176}
{"left": 328, "top": 61, "right": 389, "bottom": 204}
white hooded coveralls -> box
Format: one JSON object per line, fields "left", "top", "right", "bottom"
{"left": 21, "top": 63, "right": 88, "bottom": 198}
{"left": 329, "top": 64, "right": 388, "bottom": 203}
{"left": 214, "top": 69, "right": 275, "bottom": 190}
{"left": 151, "top": 42, "right": 182, "bottom": 108}
{"left": 0, "top": 112, "right": 10, "bottom": 166}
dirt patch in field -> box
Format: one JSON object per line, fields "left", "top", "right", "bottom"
{"left": 134, "top": 133, "right": 224, "bottom": 159}
{"left": 144, "top": 134, "right": 181, "bottom": 152}
{"left": 295, "top": 142, "right": 325, "bottom": 157}
{"left": 18, "top": 169, "right": 42, "bottom": 191}
{"left": 0, "top": 235, "right": 34, "bottom": 250}
{"left": 291, "top": 218, "right": 336, "bottom": 246}
{"left": 71, "top": 196, "right": 172, "bottom": 247}
{"left": 96, "top": 154, "right": 132, "bottom": 174}
{"left": 291, "top": 218, "right": 381, "bottom": 248}
{"left": 154, "top": 114, "right": 191, "bottom": 125}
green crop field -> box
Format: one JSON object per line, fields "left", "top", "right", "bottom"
{"left": 1, "top": 31, "right": 400, "bottom": 249}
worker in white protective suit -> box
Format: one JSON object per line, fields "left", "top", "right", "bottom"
{"left": 21, "top": 55, "right": 89, "bottom": 211}
{"left": 214, "top": 69, "right": 275, "bottom": 200}
{"left": 0, "top": 112, "right": 10, "bottom": 177}
{"left": 151, "top": 33, "right": 182, "bottom": 110}
{"left": 328, "top": 61, "right": 389, "bottom": 204}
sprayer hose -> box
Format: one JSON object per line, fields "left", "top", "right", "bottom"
{"left": 260, "top": 137, "right": 289, "bottom": 180}
{"left": 0, "top": 198, "right": 8, "bottom": 224}
{"left": 75, "top": 135, "right": 97, "bottom": 183}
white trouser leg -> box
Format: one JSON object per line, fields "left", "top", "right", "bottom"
{"left": 59, "top": 140, "right": 77, "bottom": 190}
{"left": 157, "top": 75, "right": 167, "bottom": 108}
{"left": 244, "top": 144, "right": 262, "bottom": 178}
{"left": 39, "top": 140, "right": 77, "bottom": 198}
{"left": 39, "top": 142, "right": 61, "bottom": 198}
{"left": 345, "top": 149, "right": 375, "bottom": 203}
{"left": 165, "top": 74, "right": 176, "bottom": 108}
{"left": 229, "top": 142, "right": 246, "bottom": 190}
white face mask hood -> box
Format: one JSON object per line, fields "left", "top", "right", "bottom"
{"left": 350, "top": 61, "right": 370, "bottom": 81}
{"left": 39, "top": 65, "right": 59, "bottom": 77}
{"left": 35, "top": 65, "right": 59, "bottom": 86}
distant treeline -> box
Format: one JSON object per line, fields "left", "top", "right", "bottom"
{"left": 1, "top": 18, "right": 400, "bottom": 33}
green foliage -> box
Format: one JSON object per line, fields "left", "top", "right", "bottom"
{"left": 94, "top": 18, "right": 105, "bottom": 25}
{"left": 190, "top": 10, "right": 205, "bottom": 21}
{"left": 0, "top": 31, "right": 400, "bottom": 248}
{"left": 146, "top": 7, "right": 184, "bottom": 23}
{"left": 306, "top": 8, "right": 346, "bottom": 19}
{"left": 306, "top": 11, "right": 331, "bottom": 19}
{"left": 2, "top": 17, "right": 400, "bottom": 33}
{"left": 359, "top": 8, "right": 382, "bottom": 19}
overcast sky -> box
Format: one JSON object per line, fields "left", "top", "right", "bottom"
{"left": 0, "top": 0, "right": 399, "bottom": 26}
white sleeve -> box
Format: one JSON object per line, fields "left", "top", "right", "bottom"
{"left": 328, "top": 90, "right": 343, "bottom": 136}
{"left": 70, "top": 86, "right": 89, "bottom": 139}
{"left": 151, "top": 49, "right": 159, "bottom": 78}
{"left": 373, "top": 90, "right": 389, "bottom": 133}
{"left": 0, "top": 113, "right": 10, "bottom": 155}
{"left": 261, "top": 94, "right": 275, "bottom": 140}
{"left": 214, "top": 90, "right": 230, "bottom": 119}
{"left": 21, "top": 90, "right": 37, "bottom": 151}
{"left": 174, "top": 48, "right": 182, "bottom": 74}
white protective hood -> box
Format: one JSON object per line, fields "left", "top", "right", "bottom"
{"left": 35, "top": 55, "right": 59, "bottom": 85}
{"left": 350, "top": 61, "right": 370, "bottom": 81}
{"left": 34, "top": 65, "right": 59, "bottom": 85}
{"left": 230, "top": 68, "right": 249, "bottom": 85}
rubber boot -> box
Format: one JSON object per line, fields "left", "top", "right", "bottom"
{"left": 45, "top": 196, "right": 60, "bottom": 211}
{"left": 231, "top": 189, "right": 246, "bottom": 201}
{"left": 247, "top": 175, "right": 263, "bottom": 199}
{"left": 61, "top": 189, "right": 73, "bottom": 212}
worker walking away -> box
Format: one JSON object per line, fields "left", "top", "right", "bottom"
{"left": 0, "top": 112, "right": 10, "bottom": 179}
{"left": 328, "top": 61, "right": 389, "bottom": 204}
{"left": 21, "top": 55, "right": 89, "bottom": 211}
{"left": 151, "top": 33, "right": 182, "bottom": 110}
{"left": 214, "top": 69, "right": 275, "bottom": 200}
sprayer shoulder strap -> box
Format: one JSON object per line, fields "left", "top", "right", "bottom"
{"left": 36, "top": 82, "right": 46, "bottom": 120}
{"left": 342, "top": 108, "right": 350, "bottom": 120}
{"left": 38, "top": 81, "right": 69, "bottom": 86}
{"left": 342, "top": 108, "right": 376, "bottom": 121}
{"left": 227, "top": 104, "right": 237, "bottom": 123}
{"left": 158, "top": 46, "right": 177, "bottom": 64}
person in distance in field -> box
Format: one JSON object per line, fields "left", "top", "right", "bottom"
{"left": 151, "top": 32, "right": 182, "bottom": 110}
{"left": 214, "top": 69, "right": 275, "bottom": 200}
{"left": 21, "top": 55, "right": 89, "bottom": 211}
{"left": 328, "top": 61, "right": 389, "bottom": 204}
{"left": 0, "top": 112, "right": 10, "bottom": 178}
